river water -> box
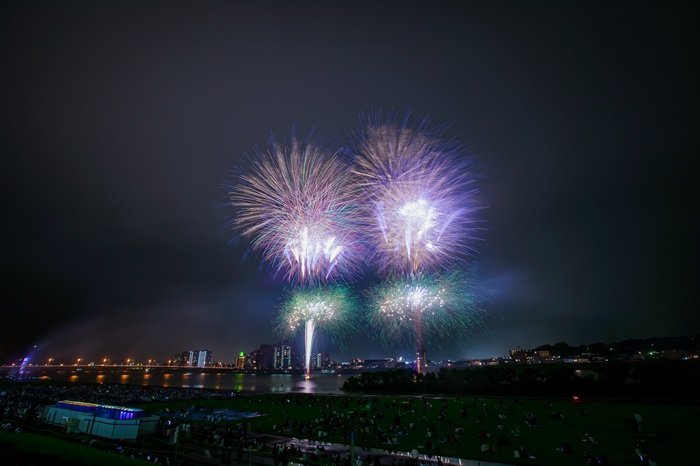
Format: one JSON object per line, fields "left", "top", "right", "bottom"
{"left": 15, "top": 367, "right": 355, "bottom": 394}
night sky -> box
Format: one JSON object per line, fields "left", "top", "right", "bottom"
{"left": 2, "top": 1, "right": 697, "bottom": 364}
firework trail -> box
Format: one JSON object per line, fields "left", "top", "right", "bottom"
{"left": 276, "top": 286, "right": 357, "bottom": 377}
{"left": 225, "top": 132, "right": 362, "bottom": 377}
{"left": 225, "top": 134, "right": 361, "bottom": 285}
{"left": 351, "top": 114, "right": 482, "bottom": 274}
{"left": 352, "top": 114, "right": 485, "bottom": 370}
{"left": 366, "top": 271, "right": 484, "bottom": 362}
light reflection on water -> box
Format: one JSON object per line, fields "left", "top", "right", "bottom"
{"left": 36, "top": 370, "right": 352, "bottom": 394}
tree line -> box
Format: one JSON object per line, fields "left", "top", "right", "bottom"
{"left": 341, "top": 360, "right": 700, "bottom": 398}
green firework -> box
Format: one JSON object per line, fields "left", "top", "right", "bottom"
{"left": 276, "top": 285, "right": 358, "bottom": 347}
{"left": 366, "top": 271, "right": 484, "bottom": 347}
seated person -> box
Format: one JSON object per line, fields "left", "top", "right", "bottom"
{"left": 556, "top": 441, "right": 572, "bottom": 453}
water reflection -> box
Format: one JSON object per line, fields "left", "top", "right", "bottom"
{"left": 297, "top": 379, "right": 318, "bottom": 394}
{"left": 27, "top": 368, "right": 352, "bottom": 394}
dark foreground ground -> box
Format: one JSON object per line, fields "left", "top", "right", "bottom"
{"left": 1, "top": 380, "right": 696, "bottom": 465}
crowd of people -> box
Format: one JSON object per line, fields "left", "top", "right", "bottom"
{"left": 0, "top": 381, "right": 662, "bottom": 465}
{"left": 0, "top": 382, "right": 231, "bottom": 433}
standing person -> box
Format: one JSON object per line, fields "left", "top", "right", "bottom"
{"left": 410, "top": 447, "right": 419, "bottom": 466}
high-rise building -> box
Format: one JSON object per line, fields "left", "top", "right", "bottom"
{"left": 259, "top": 344, "right": 274, "bottom": 370}
{"left": 197, "top": 349, "right": 211, "bottom": 367}
{"left": 310, "top": 352, "right": 330, "bottom": 370}
{"left": 416, "top": 346, "right": 428, "bottom": 372}
{"left": 172, "top": 349, "right": 211, "bottom": 367}
{"left": 245, "top": 349, "right": 260, "bottom": 370}
{"left": 235, "top": 351, "right": 246, "bottom": 369}
{"left": 185, "top": 349, "right": 212, "bottom": 367}
{"left": 172, "top": 351, "right": 190, "bottom": 366}
{"left": 273, "top": 340, "right": 295, "bottom": 370}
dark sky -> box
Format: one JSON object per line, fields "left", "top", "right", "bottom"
{"left": 1, "top": 1, "right": 697, "bottom": 364}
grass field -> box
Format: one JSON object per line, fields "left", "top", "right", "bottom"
{"left": 133, "top": 393, "right": 697, "bottom": 465}
{"left": 0, "top": 429, "right": 147, "bottom": 466}
{"left": 2, "top": 390, "right": 695, "bottom": 466}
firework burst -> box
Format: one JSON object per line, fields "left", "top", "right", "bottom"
{"left": 276, "top": 286, "right": 357, "bottom": 376}
{"left": 224, "top": 134, "right": 361, "bottom": 285}
{"left": 366, "top": 271, "right": 483, "bottom": 348}
{"left": 351, "top": 114, "right": 482, "bottom": 274}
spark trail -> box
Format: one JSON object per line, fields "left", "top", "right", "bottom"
{"left": 352, "top": 116, "right": 482, "bottom": 274}
{"left": 277, "top": 286, "right": 357, "bottom": 378}
{"left": 225, "top": 133, "right": 362, "bottom": 377}
{"left": 225, "top": 134, "right": 361, "bottom": 285}
{"left": 353, "top": 114, "right": 485, "bottom": 371}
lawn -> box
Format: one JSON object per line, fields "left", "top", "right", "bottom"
{"left": 133, "top": 393, "right": 698, "bottom": 465}
{"left": 0, "top": 429, "right": 149, "bottom": 466}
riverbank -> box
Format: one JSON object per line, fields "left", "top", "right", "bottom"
{"left": 2, "top": 368, "right": 354, "bottom": 394}
{"left": 2, "top": 379, "right": 695, "bottom": 465}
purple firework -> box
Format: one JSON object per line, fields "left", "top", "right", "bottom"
{"left": 225, "top": 134, "right": 362, "bottom": 285}
{"left": 351, "top": 114, "right": 483, "bottom": 274}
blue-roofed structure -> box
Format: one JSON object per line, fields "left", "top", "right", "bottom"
{"left": 44, "top": 400, "right": 158, "bottom": 440}
{"left": 55, "top": 400, "right": 144, "bottom": 420}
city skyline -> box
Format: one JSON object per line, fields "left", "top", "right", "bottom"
{"left": 8, "top": 332, "right": 699, "bottom": 369}
{"left": 2, "top": 2, "right": 698, "bottom": 364}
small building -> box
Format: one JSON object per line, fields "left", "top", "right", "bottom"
{"left": 43, "top": 400, "right": 159, "bottom": 440}
{"left": 510, "top": 349, "right": 528, "bottom": 363}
